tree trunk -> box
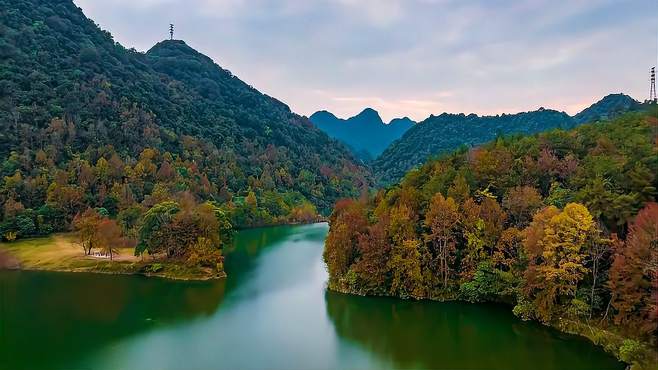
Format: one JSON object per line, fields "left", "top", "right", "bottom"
{"left": 601, "top": 297, "right": 612, "bottom": 324}
{"left": 589, "top": 258, "right": 598, "bottom": 319}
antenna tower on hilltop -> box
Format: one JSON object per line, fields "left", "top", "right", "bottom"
{"left": 169, "top": 24, "right": 174, "bottom": 40}
{"left": 650, "top": 67, "right": 657, "bottom": 103}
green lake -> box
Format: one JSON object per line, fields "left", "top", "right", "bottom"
{"left": 0, "top": 223, "right": 623, "bottom": 370}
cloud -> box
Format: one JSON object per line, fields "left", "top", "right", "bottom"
{"left": 73, "top": 0, "right": 657, "bottom": 122}
{"left": 334, "top": 0, "right": 405, "bottom": 27}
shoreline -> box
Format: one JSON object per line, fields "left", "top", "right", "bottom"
{"left": 0, "top": 222, "right": 326, "bottom": 281}
{"left": 0, "top": 233, "right": 226, "bottom": 281}
{"left": 1, "top": 264, "right": 227, "bottom": 281}
{"left": 327, "top": 285, "right": 657, "bottom": 370}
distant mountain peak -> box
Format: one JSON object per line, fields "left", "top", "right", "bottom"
{"left": 354, "top": 107, "right": 383, "bottom": 122}
{"left": 310, "top": 110, "right": 338, "bottom": 120}
{"left": 574, "top": 93, "right": 640, "bottom": 124}
{"left": 148, "top": 39, "right": 196, "bottom": 55}
{"left": 388, "top": 117, "right": 416, "bottom": 126}
{"left": 309, "top": 108, "right": 414, "bottom": 159}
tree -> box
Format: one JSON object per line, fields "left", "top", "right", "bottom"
{"left": 186, "top": 237, "right": 224, "bottom": 272}
{"left": 493, "top": 227, "right": 523, "bottom": 272}
{"left": 608, "top": 202, "right": 658, "bottom": 336}
{"left": 289, "top": 201, "right": 318, "bottom": 223}
{"left": 388, "top": 238, "right": 424, "bottom": 299}
{"left": 352, "top": 217, "right": 391, "bottom": 294}
{"left": 135, "top": 201, "right": 180, "bottom": 257}
{"left": 503, "top": 186, "right": 543, "bottom": 227}
{"left": 96, "top": 219, "right": 125, "bottom": 260}
{"left": 520, "top": 203, "right": 596, "bottom": 322}
{"left": 73, "top": 208, "right": 102, "bottom": 255}
{"left": 447, "top": 174, "right": 470, "bottom": 203}
{"left": 3, "top": 197, "right": 24, "bottom": 219}
{"left": 424, "top": 193, "right": 459, "bottom": 289}
{"left": 584, "top": 228, "right": 611, "bottom": 318}
{"left": 323, "top": 199, "right": 368, "bottom": 288}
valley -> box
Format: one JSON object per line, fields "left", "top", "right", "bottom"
{"left": 0, "top": 1, "right": 656, "bottom": 370}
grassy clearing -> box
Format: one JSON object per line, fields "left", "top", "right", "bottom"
{"left": 0, "top": 233, "right": 224, "bottom": 280}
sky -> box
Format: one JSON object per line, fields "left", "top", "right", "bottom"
{"left": 74, "top": 0, "right": 657, "bottom": 122}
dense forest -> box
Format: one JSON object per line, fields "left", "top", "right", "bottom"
{"left": 0, "top": 0, "right": 369, "bottom": 272}
{"left": 310, "top": 108, "right": 415, "bottom": 160}
{"left": 374, "top": 94, "right": 642, "bottom": 184}
{"left": 324, "top": 111, "right": 657, "bottom": 365}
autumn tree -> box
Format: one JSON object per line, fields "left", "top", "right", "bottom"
{"left": 388, "top": 238, "right": 424, "bottom": 298}
{"left": 608, "top": 202, "right": 658, "bottom": 336}
{"left": 584, "top": 227, "right": 611, "bottom": 318}
{"left": 96, "top": 218, "right": 126, "bottom": 260}
{"left": 502, "top": 186, "right": 543, "bottom": 227}
{"left": 136, "top": 197, "right": 231, "bottom": 269}
{"left": 424, "top": 193, "right": 459, "bottom": 289}
{"left": 73, "top": 208, "right": 103, "bottom": 255}
{"left": 352, "top": 217, "right": 391, "bottom": 294}
{"left": 387, "top": 202, "right": 424, "bottom": 298}
{"left": 447, "top": 173, "right": 471, "bottom": 203}
{"left": 323, "top": 199, "right": 368, "bottom": 289}
{"left": 518, "top": 203, "right": 596, "bottom": 322}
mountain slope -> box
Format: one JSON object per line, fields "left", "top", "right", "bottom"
{"left": 373, "top": 94, "right": 641, "bottom": 184}
{"left": 573, "top": 93, "right": 641, "bottom": 124}
{"left": 373, "top": 108, "right": 575, "bottom": 184}
{"left": 323, "top": 112, "right": 658, "bottom": 368}
{"left": 309, "top": 108, "right": 414, "bottom": 160}
{"left": 0, "top": 0, "right": 369, "bottom": 227}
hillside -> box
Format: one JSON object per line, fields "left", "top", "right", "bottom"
{"left": 373, "top": 108, "right": 574, "bottom": 183}
{"left": 373, "top": 94, "right": 641, "bottom": 184}
{"left": 0, "top": 0, "right": 373, "bottom": 257}
{"left": 324, "top": 111, "right": 658, "bottom": 367}
{"left": 574, "top": 93, "right": 641, "bottom": 124}
{"left": 309, "top": 108, "right": 415, "bottom": 160}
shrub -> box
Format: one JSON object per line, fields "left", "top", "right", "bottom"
{"left": 619, "top": 339, "right": 644, "bottom": 364}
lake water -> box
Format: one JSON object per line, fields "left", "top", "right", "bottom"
{"left": 0, "top": 223, "right": 623, "bottom": 370}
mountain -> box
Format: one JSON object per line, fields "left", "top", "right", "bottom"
{"left": 0, "top": 0, "right": 369, "bottom": 235}
{"left": 573, "top": 93, "right": 641, "bottom": 124}
{"left": 373, "top": 94, "right": 641, "bottom": 184}
{"left": 323, "top": 111, "right": 657, "bottom": 361}
{"left": 373, "top": 108, "right": 575, "bottom": 184}
{"left": 309, "top": 108, "right": 415, "bottom": 160}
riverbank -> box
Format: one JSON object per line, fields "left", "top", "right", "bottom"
{"left": 328, "top": 284, "right": 656, "bottom": 370}
{"left": 0, "top": 233, "right": 225, "bottom": 281}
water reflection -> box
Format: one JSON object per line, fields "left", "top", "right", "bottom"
{"left": 0, "top": 270, "right": 226, "bottom": 370}
{"left": 1, "top": 223, "right": 623, "bottom": 370}
{"left": 324, "top": 291, "right": 622, "bottom": 370}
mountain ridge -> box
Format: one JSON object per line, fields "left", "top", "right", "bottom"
{"left": 0, "top": 0, "right": 369, "bottom": 224}
{"left": 371, "top": 93, "right": 642, "bottom": 184}
{"left": 309, "top": 108, "right": 416, "bottom": 160}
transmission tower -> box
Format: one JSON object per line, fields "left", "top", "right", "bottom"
{"left": 650, "top": 67, "right": 657, "bottom": 103}
{"left": 169, "top": 24, "right": 174, "bottom": 40}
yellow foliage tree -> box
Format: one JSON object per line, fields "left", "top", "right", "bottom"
{"left": 520, "top": 203, "right": 595, "bottom": 322}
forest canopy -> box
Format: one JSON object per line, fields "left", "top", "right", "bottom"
{"left": 0, "top": 0, "right": 369, "bottom": 273}
{"left": 325, "top": 112, "right": 658, "bottom": 354}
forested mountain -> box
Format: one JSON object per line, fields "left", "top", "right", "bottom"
{"left": 310, "top": 108, "right": 415, "bottom": 160}
{"left": 574, "top": 93, "right": 641, "bottom": 124}
{"left": 373, "top": 94, "right": 641, "bottom": 184}
{"left": 325, "top": 111, "right": 658, "bottom": 366}
{"left": 0, "top": 0, "right": 370, "bottom": 268}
